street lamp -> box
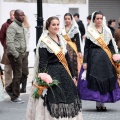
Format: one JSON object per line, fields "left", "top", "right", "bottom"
{"left": 36, "top": 0, "right": 43, "bottom": 45}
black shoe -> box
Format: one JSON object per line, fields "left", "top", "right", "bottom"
{"left": 20, "top": 88, "right": 26, "bottom": 93}
{"left": 101, "top": 106, "right": 107, "bottom": 111}
{"left": 96, "top": 106, "right": 102, "bottom": 112}
{"left": 20, "top": 75, "right": 27, "bottom": 93}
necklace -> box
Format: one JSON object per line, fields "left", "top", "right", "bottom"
{"left": 65, "top": 25, "right": 71, "bottom": 33}
{"left": 48, "top": 35, "right": 63, "bottom": 50}
{"left": 96, "top": 27, "right": 104, "bottom": 39}
{"left": 96, "top": 27, "right": 103, "bottom": 34}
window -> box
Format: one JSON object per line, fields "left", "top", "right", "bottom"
{"left": 69, "top": 8, "right": 79, "bottom": 15}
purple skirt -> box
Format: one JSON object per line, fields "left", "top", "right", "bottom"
{"left": 77, "top": 67, "right": 120, "bottom": 103}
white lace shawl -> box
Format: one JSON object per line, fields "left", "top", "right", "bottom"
{"left": 86, "top": 12, "right": 118, "bottom": 53}
{"left": 39, "top": 35, "right": 67, "bottom": 54}
{"left": 61, "top": 16, "right": 82, "bottom": 52}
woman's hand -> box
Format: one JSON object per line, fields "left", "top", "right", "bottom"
{"left": 73, "top": 77, "right": 77, "bottom": 86}
{"left": 83, "top": 63, "right": 87, "bottom": 70}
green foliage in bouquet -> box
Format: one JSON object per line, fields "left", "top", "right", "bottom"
{"left": 32, "top": 74, "right": 59, "bottom": 99}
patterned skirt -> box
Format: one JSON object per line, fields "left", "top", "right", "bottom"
{"left": 67, "top": 44, "right": 82, "bottom": 79}
{"left": 78, "top": 67, "right": 120, "bottom": 103}
{"left": 26, "top": 95, "right": 83, "bottom": 120}
{"left": 26, "top": 63, "right": 83, "bottom": 120}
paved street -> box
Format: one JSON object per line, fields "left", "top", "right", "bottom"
{"left": 0, "top": 68, "right": 120, "bottom": 120}
{"left": 82, "top": 101, "right": 120, "bottom": 120}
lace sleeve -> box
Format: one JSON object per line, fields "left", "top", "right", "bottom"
{"left": 74, "top": 33, "right": 81, "bottom": 52}
{"left": 83, "top": 38, "right": 92, "bottom": 63}
{"left": 65, "top": 52, "right": 75, "bottom": 78}
{"left": 38, "top": 47, "right": 48, "bottom": 73}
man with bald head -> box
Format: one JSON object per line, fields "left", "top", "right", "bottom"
{"left": 6, "top": 9, "right": 28, "bottom": 103}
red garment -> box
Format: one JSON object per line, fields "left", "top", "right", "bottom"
{"left": 0, "top": 19, "right": 12, "bottom": 48}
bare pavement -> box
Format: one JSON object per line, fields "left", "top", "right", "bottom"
{"left": 0, "top": 68, "right": 120, "bottom": 120}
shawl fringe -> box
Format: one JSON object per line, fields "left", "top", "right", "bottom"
{"left": 46, "top": 98, "right": 81, "bottom": 118}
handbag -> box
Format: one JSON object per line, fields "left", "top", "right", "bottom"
{"left": 1, "top": 49, "right": 10, "bottom": 65}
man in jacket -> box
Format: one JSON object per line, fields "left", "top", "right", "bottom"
{"left": 6, "top": 9, "right": 28, "bottom": 103}
{"left": 0, "top": 10, "right": 15, "bottom": 88}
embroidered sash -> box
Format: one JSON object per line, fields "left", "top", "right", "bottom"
{"left": 41, "top": 36, "right": 72, "bottom": 77}
{"left": 87, "top": 28, "right": 120, "bottom": 77}
{"left": 61, "top": 28, "right": 83, "bottom": 75}
{"left": 61, "top": 28, "right": 78, "bottom": 55}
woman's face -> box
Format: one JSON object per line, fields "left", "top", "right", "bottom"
{"left": 94, "top": 14, "right": 103, "bottom": 27}
{"left": 48, "top": 19, "right": 60, "bottom": 34}
{"left": 64, "top": 15, "right": 72, "bottom": 26}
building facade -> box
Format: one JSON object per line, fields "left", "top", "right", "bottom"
{"left": 89, "top": 0, "right": 120, "bottom": 28}
{"left": 3, "top": 0, "right": 86, "bottom": 4}
{"left": 1, "top": 0, "right": 120, "bottom": 67}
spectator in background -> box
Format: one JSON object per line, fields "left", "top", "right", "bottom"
{"left": 0, "top": 10, "right": 15, "bottom": 87}
{"left": 20, "top": 15, "right": 30, "bottom": 93}
{"left": 6, "top": 9, "right": 28, "bottom": 103}
{"left": 114, "top": 18, "right": 120, "bottom": 52}
{"left": 73, "top": 13, "right": 85, "bottom": 41}
{"left": 108, "top": 19, "right": 116, "bottom": 37}
{"left": 87, "top": 15, "right": 91, "bottom": 27}
{"left": 0, "top": 10, "right": 15, "bottom": 88}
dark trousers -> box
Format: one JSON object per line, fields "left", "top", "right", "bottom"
{"left": 6, "top": 53, "right": 29, "bottom": 100}
{"left": 21, "top": 52, "right": 29, "bottom": 91}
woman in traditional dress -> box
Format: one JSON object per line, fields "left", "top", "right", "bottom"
{"left": 26, "top": 16, "right": 83, "bottom": 120}
{"left": 61, "top": 13, "right": 82, "bottom": 80}
{"left": 78, "top": 11, "right": 120, "bottom": 111}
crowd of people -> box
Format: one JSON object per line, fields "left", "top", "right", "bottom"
{"left": 0, "top": 9, "right": 120, "bottom": 120}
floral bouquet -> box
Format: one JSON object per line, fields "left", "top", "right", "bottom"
{"left": 113, "top": 54, "right": 120, "bottom": 62}
{"left": 32, "top": 73, "right": 59, "bottom": 99}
